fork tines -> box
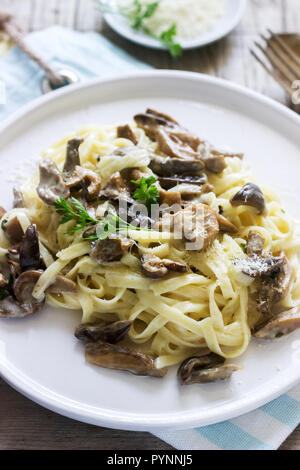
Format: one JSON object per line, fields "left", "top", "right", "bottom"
{"left": 250, "top": 30, "right": 300, "bottom": 99}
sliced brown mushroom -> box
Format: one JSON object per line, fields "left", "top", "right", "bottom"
{"left": 63, "top": 137, "right": 83, "bottom": 175}
{"left": 200, "top": 154, "right": 226, "bottom": 174}
{"left": 0, "top": 206, "right": 6, "bottom": 219}
{"left": 178, "top": 353, "right": 240, "bottom": 385}
{"left": 237, "top": 255, "right": 285, "bottom": 278}
{"left": 253, "top": 306, "right": 300, "bottom": 339}
{"left": 75, "top": 320, "right": 131, "bottom": 344}
{"left": 65, "top": 166, "right": 101, "bottom": 201}
{"left": 0, "top": 269, "right": 77, "bottom": 318}
{"left": 158, "top": 174, "right": 208, "bottom": 190}
{"left": 90, "top": 236, "right": 134, "bottom": 264}
{"left": 198, "top": 141, "right": 243, "bottom": 174}
{"left": 100, "top": 171, "right": 131, "bottom": 200}
{"left": 48, "top": 275, "right": 77, "bottom": 294}
{"left": 19, "top": 224, "right": 40, "bottom": 271}
{"left": 159, "top": 189, "right": 182, "bottom": 206}
{"left": 141, "top": 254, "right": 187, "bottom": 279}
{"left": 149, "top": 155, "right": 204, "bottom": 177}
{"left": 37, "top": 158, "right": 70, "bottom": 205}
{"left": 246, "top": 231, "right": 265, "bottom": 257}
{"left": 117, "top": 124, "right": 138, "bottom": 145}
{"left": 13, "top": 270, "right": 45, "bottom": 314}
{"left": 134, "top": 109, "right": 201, "bottom": 160}
{"left": 4, "top": 217, "right": 24, "bottom": 244}
{"left": 257, "top": 256, "right": 292, "bottom": 314}
{"left": 170, "top": 203, "right": 219, "bottom": 250}
{"left": 0, "top": 296, "right": 31, "bottom": 318}
{"left": 217, "top": 214, "right": 238, "bottom": 233}
{"left": 230, "top": 183, "right": 266, "bottom": 215}
{"left": 85, "top": 341, "right": 168, "bottom": 377}
{"left": 13, "top": 187, "right": 25, "bottom": 208}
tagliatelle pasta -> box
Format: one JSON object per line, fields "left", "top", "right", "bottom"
{"left": 1, "top": 113, "right": 300, "bottom": 380}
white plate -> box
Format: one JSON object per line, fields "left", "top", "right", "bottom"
{"left": 0, "top": 71, "right": 300, "bottom": 431}
{"left": 104, "top": 0, "right": 246, "bottom": 50}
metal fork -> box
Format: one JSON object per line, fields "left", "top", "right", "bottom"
{"left": 250, "top": 29, "right": 300, "bottom": 113}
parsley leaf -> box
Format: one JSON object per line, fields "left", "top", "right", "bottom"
{"left": 95, "top": 0, "right": 182, "bottom": 57}
{"left": 131, "top": 0, "right": 159, "bottom": 28}
{"left": 55, "top": 198, "right": 152, "bottom": 241}
{"left": 54, "top": 197, "right": 98, "bottom": 233}
{"left": 160, "top": 24, "right": 182, "bottom": 57}
{"left": 131, "top": 176, "right": 159, "bottom": 211}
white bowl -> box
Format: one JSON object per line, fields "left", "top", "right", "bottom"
{"left": 104, "top": 0, "right": 247, "bottom": 50}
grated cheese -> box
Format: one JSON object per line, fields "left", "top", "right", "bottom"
{"left": 118, "top": 0, "right": 227, "bottom": 40}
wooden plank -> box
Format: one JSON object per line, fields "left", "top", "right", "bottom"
{"left": 0, "top": 378, "right": 173, "bottom": 450}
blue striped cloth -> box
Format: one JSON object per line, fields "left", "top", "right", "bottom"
{"left": 0, "top": 26, "right": 299, "bottom": 450}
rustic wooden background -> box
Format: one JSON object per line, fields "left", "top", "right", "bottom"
{"left": 0, "top": 0, "right": 299, "bottom": 450}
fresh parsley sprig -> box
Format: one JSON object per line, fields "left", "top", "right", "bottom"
{"left": 94, "top": 209, "right": 150, "bottom": 241}
{"left": 54, "top": 197, "right": 99, "bottom": 233}
{"left": 160, "top": 24, "right": 182, "bottom": 58}
{"left": 95, "top": 0, "right": 182, "bottom": 57}
{"left": 131, "top": 176, "right": 159, "bottom": 212}
{"left": 130, "top": 0, "right": 159, "bottom": 29}
{"left": 54, "top": 197, "right": 152, "bottom": 241}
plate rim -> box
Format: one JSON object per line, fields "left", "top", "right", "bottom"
{"left": 103, "top": 0, "right": 247, "bottom": 50}
{"left": 0, "top": 70, "right": 300, "bottom": 431}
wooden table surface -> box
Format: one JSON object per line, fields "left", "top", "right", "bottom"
{"left": 0, "top": 0, "right": 299, "bottom": 450}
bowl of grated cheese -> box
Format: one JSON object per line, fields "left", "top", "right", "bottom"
{"left": 97, "top": 0, "right": 246, "bottom": 56}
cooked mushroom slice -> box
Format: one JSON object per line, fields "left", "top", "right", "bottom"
{"left": 85, "top": 341, "right": 168, "bottom": 377}
{"left": 246, "top": 231, "right": 265, "bottom": 257}
{"left": 158, "top": 174, "right": 208, "bottom": 190}
{"left": 19, "top": 224, "right": 40, "bottom": 271}
{"left": 230, "top": 183, "right": 266, "bottom": 214}
{"left": 7, "top": 259, "right": 21, "bottom": 279}
{"left": 217, "top": 214, "right": 238, "bottom": 233}
{"left": 201, "top": 154, "right": 226, "bottom": 174}
{"left": 149, "top": 155, "right": 204, "bottom": 177}
{"left": 159, "top": 189, "right": 182, "bottom": 206}
{"left": 37, "top": 158, "right": 70, "bottom": 205}
{"left": 4, "top": 217, "right": 24, "bottom": 244}
{"left": 63, "top": 137, "right": 83, "bottom": 175}
{"left": 238, "top": 255, "right": 284, "bottom": 278}
{"left": 100, "top": 172, "right": 131, "bottom": 200}
{"left": 253, "top": 306, "right": 300, "bottom": 339}
{"left": 141, "top": 254, "right": 187, "bottom": 279}
{"left": 178, "top": 353, "right": 240, "bottom": 385}
{"left": 13, "top": 270, "right": 45, "bottom": 314}
{"left": 161, "top": 183, "right": 213, "bottom": 203}
{"left": 65, "top": 166, "right": 101, "bottom": 201}
{"left": 0, "top": 296, "right": 30, "bottom": 318}
{"left": 75, "top": 320, "right": 131, "bottom": 344}
{"left": 258, "top": 256, "right": 292, "bottom": 314}
{"left": 90, "top": 236, "right": 134, "bottom": 264}
{"left": 0, "top": 206, "right": 6, "bottom": 219}
{"left": 172, "top": 203, "right": 219, "bottom": 250}
{"left": 13, "top": 187, "right": 25, "bottom": 208}
{"left": 48, "top": 275, "right": 77, "bottom": 294}
{"left": 199, "top": 141, "right": 243, "bottom": 174}
{"left": 117, "top": 124, "right": 138, "bottom": 145}
{"left": 134, "top": 109, "right": 201, "bottom": 159}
